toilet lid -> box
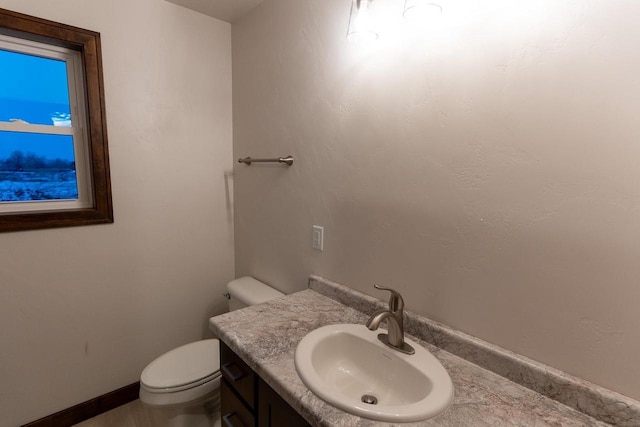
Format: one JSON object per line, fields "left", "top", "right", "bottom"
{"left": 141, "top": 339, "right": 220, "bottom": 390}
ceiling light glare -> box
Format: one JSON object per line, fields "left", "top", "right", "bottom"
{"left": 403, "top": 0, "right": 443, "bottom": 22}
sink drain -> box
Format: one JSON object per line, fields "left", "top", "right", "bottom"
{"left": 361, "top": 394, "right": 378, "bottom": 405}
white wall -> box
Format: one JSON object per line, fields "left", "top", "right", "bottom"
{"left": 0, "top": 1, "right": 233, "bottom": 425}
{"left": 233, "top": 0, "right": 640, "bottom": 400}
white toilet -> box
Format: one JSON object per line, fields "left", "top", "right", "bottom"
{"left": 139, "top": 277, "right": 284, "bottom": 427}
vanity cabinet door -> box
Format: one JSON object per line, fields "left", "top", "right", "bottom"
{"left": 220, "top": 341, "right": 257, "bottom": 410}
{"left": 258, "top": 378, "right": 310, "bottom": 427}
{"left": 220, "top": 340, "right": 310, "bottom": 427}
{"left": 221, "top": 378, "right": 255, "bottom": 427}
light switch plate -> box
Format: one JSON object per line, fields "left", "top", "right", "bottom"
{"left": 312, "top": 225, "right": 324, "bottom": 251}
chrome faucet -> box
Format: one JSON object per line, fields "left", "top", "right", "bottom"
{"left": 366, "top": 285, "right": 415, "bottom": 355}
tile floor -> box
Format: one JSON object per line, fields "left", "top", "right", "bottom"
{"left": 74, "top": 400, "right": 222, "bottom": 427}
{"left": 74, "top": 400, "right": 158, "bottom": 427}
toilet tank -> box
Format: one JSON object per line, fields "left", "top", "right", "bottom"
{"left": 227, "top": 276, "right": 284, "bottom": 311}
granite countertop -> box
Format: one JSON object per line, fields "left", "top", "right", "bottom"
{"left": 209, "top": 281, "right": 616, "bottom": 426}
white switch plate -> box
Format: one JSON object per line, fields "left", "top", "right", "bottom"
{"left": 312, "top": 225, "right": 324, "bottom": 251}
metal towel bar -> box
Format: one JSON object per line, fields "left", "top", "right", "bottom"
{"left": 237, "top": 155, "right": 294, "bottom": 166}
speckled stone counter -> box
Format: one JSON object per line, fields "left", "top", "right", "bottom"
{"left": 209, "top": 277, "right": 639, "bottom": 426}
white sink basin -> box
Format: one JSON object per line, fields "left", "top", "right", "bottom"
{"left": 294, "top": 324, "right": 454, "bottom": 422}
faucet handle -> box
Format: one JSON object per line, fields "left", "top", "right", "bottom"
{"left": 373, "top": 285, "right": 404, "bottom": 312}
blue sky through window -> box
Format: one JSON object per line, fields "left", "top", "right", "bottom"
{"left": 0, "top": 131, "right": 75, "bottom": 161}
{"left": 0, "top": 48, "right": 70, "bottom": 105}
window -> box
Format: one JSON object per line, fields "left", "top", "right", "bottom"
{"left": 0, "top": 8, "right": 113, "bottom": 232}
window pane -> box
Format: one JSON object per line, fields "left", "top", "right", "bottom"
{"left": 0, "top": 131, "right": 78, "bottom": 202}
{"left": 0, "top": 49, "right": 71, "bottom": 126}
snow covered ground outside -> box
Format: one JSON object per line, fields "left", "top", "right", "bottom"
{"left": 0, "top": 171, "right": 78, "bottom": 201}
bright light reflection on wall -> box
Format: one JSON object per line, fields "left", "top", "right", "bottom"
{"left": 347, "top": 0, "right": 560, "bottom": 53}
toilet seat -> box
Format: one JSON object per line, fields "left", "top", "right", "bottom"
{"left": 141, "top": 339, "right": 220, "bottom": 394}
{"left": 142, "top": 370, "right": 221, "bottom": 393}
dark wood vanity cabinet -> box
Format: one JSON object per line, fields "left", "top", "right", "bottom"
{"left": 220, "top": 341, "right": 310, "bottom": 427}
{"left": 257, "top": 377, "right": 310, "bottom": 427}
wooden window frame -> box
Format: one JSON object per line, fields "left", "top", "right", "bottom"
{"left": 0, "top": 8, "right": 113, "bottom": 232}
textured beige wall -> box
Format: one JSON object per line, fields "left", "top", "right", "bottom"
{"left": 0, "top": 1, "right": 233, "bottom": 425}
{"left": 233, "top": 0, "right": 640, "bottom": 400}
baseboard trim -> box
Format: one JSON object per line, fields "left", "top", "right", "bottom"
{"left": 22, "top": 381, "right": 140, "bottom": 427}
